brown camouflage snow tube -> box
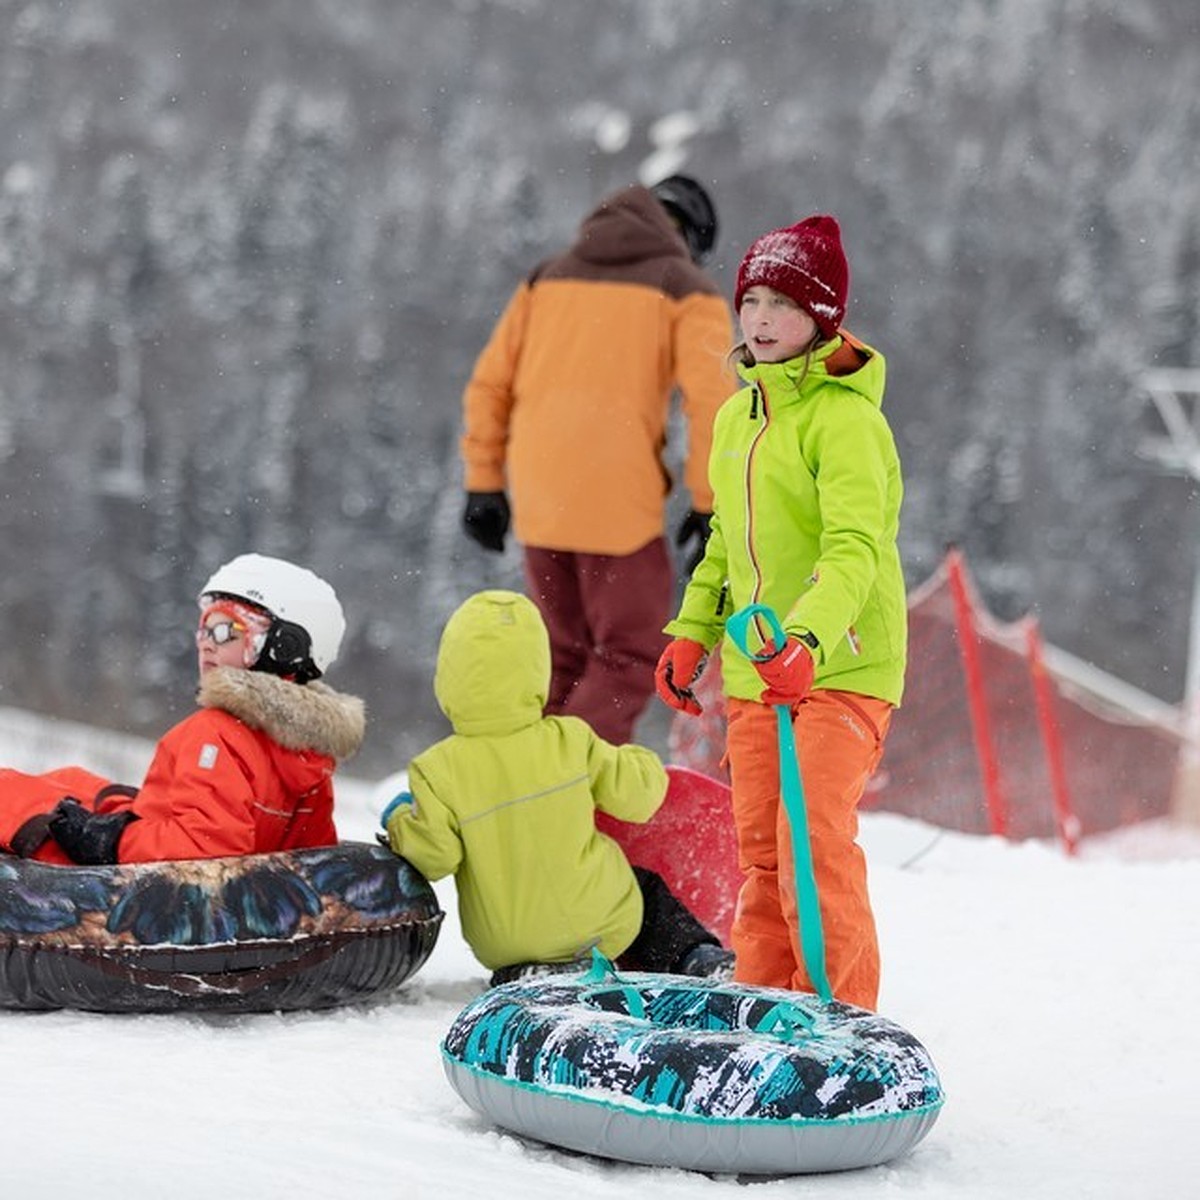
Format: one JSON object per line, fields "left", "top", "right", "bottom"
{"left": 0, "top": 841, "right": 442, "bottom": 1013}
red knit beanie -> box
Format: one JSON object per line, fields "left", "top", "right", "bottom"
{"left": 734, "top": 215, "right": 849, "bottom": 340}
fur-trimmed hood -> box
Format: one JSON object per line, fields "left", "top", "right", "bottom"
{"left": 198, "top": 668, "right": 366, "bottom": 761}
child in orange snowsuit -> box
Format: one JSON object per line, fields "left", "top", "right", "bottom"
{"left": 655, "top": 216, "right": 907, "bottom": 1010}
{"left": 0, "top": 554, "right": 363, "bottom": 866}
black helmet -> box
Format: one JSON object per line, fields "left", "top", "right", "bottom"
{"left": 652, "top": 174, "right": 718, "bottom": 265}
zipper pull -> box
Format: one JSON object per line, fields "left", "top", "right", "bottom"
{"left": 750, "top": 385, "right": 759, "bottom": 420}
{"left": 716, "top": 582, "right": 729, "bottom": 617}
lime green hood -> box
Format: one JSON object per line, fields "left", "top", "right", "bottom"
{"left": 434, "top": 590, "right": 550, "bottom": 736}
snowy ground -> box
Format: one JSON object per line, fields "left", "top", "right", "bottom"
{"left": 4, "top": 711, "right": 1200, "bottom": 1199}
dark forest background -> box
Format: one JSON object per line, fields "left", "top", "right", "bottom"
{"left": 1, "top": 0, "right": 1197, "bottom": 773}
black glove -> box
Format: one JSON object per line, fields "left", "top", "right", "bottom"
{"left": 48, "top": 798, "right": 139, "bottom": 866}
{"left": 675, "top": 509, "right": 713, "bottom": 574}
{"left": 462, "top": 491, "right": 511, "bottom": 554}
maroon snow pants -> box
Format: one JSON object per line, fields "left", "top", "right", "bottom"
{"left": 523, "top": 538, "right": 672, "bottom": 745}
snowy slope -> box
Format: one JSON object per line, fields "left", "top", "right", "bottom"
{"left": 3, "top": 718, "right": 1200, "bottom": 1199}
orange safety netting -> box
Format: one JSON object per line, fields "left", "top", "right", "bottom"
{"left": 669, "top": 551, "right": 1186, "bottom": 846}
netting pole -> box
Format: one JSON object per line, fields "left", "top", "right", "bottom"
{"left": 946, "top": 549, "right": 1009, "bottom": 837}
{"left": 1025, "top": 621, "right": 1079, "bottom": 855}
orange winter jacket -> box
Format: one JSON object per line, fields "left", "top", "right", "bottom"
{"left": 0, "top": 668, "right": 365, "bottom": 864}
{"left": 461, "top": 184, "right": 735, "bottom": 556}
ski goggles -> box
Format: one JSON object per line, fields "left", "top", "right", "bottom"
{"left": 196, "top": 598, "right": 272, "bottom": 647}
{"left": 196, "top": 618, "right": 246, "bottom": 646}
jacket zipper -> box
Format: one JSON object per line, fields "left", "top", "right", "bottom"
{"left": 744, "top": 382, "right": 770, "bottom": 644}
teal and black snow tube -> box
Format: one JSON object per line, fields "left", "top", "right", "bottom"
{"left": 0, "top": 841, "right": 442, "bottom": 1013}
{"left": 442, "top": 953, "right": 943, "bottom": 1176}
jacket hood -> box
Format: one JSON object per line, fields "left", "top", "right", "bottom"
{"left": 198, "top": 668, "right": 366, "bottom": 761}
{"left": 738, "top": 336, "right": 886, "bottom": 411}
{"left": 570, "top": 184, "right": 690, "bottom": 268}
{"left": 434, "top": 590, "right": 550, "bottom": 737}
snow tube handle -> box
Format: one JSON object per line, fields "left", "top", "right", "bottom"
{"left": 725, "top": 603, "right": 788, "bottom": 663}
{"left": 581, "top": 949, "right": 647, "bottom": 1018}
{"left": 727, "top": 604, "right": 833, "bottom": 1003}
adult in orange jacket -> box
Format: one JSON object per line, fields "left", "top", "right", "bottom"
{"left": 460, "top": 176, "right": 734, "bottom": 744}
{"left": 0, "top": 554, "right": 365, "bottom": 865}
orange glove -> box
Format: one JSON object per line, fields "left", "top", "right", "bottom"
{"left": 754, "top": 636, "right": 815, "bottom": 706}
{"left": 655, "top": 638, "right": 708, "bottom": 716}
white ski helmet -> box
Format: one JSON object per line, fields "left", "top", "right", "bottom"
{"left": 198, "top": 553, "right": 346, "bottom": 682}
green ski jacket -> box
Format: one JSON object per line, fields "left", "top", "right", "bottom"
{"left": 386, "top": 591, "right": 666, "bottom": 971}
{"left": 666, "top": 337, "right": 907, "bottom": 705}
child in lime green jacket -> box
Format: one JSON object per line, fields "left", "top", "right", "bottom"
{"left": 655, "top": 216, "right": 906, "bottom": 1010}
{"left": 383, "top": 589, "right": 731, "bottom": 985}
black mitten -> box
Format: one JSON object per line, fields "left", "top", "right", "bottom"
{"left": 462, "top": 491, "right": 511, "bottom": 553}
{"left": 48, "top": 798, "right": 139, "bottom": 866}
{"left": 675, "top": 509, "right": 713, "bottom": 574}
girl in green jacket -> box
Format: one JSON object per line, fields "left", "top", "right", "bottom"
{"left": 654, "top": 216, "right": 907, "bottom": 1011}
{"left": 383, "top": 589, "right": 731, "bottom": 985}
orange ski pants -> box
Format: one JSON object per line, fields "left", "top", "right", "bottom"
{"left": 725, "top": 691, "right": 893, "bottom": 1010}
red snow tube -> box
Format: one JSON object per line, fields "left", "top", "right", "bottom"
{"left": 596, "top": 765, "right": 739, "bottom": 943}
{"left": 0, "top": 841, "right": 442, "bottom": 1013}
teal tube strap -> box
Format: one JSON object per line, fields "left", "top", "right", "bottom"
{"left": 581, "top": 950, "right": 647, "bottom": 1018}
{"left": 726, "top": 604, "right": 833, "bottom": 1003}
{"left": 583, "top": 947, "right": 619, "bottom": 984}
{"left": 752, "top": 999, "right": 817, "bottom": 1042}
